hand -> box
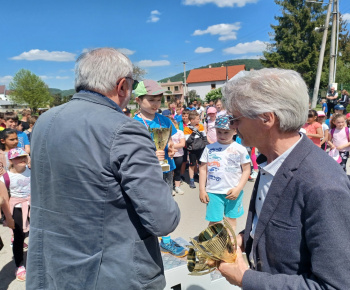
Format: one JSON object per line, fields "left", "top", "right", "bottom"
{"left": 155, "top": 150, "right": 165, "bottom": 161}
{"left": 167, "top": 142, "right": 177, "bottom": 159}
{"left": 4, "top": 218, "right": 15, "bottom": 229}
{"left": 199, "top": 190, "right": 209, "bottom": 204}
{"left": 226, "top": 187, "right": 240, "bottom": 200}
{"left": 336, "top": 145, "right": 345, "bottom": 151}
{"left": 217, "top": 247, "right": 249, "bottom": 287}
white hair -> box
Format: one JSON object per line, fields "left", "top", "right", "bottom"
{"left": 222, "top": 68, "right": 309, "bottom": 132}
{"left": 75, "top": 48, "right": 133, "bottom": 94}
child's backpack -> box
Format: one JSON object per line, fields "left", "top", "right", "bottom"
{"left": 3, "top": 172, "right": 10, "bottom": 194}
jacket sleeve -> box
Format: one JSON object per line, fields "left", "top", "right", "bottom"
{"left": 110, "top": 120, "right": 181, "bottom": 237}
{"left": 242, "top": 176, "right": 350, "bottom": 290}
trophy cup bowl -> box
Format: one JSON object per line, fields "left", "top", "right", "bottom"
{"left": 149, "top": 127, "right": 172, "bottom": 172}
{"left": 187, "top": 218, "right": 237, "bottom": 276}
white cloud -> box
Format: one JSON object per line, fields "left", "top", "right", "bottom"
{"left": 11, "top": 49, "right": 76, "bottom": 62}
{"left": 223, "top": 40, "right": 267, "bottom": 54}
{"left": 193, "top": 23, "right": 241, "bottom": 41}
{"left": 56, "top": 76, "right": 70, "bottom": 80}
{"left": 117, "top": 48, "right": 136, "bottom": 55}
{"left": 343, "top": 13, "right": 350, "bottom": 22}
{"left": 39, "top": 75, "right": 53, "bottom": 80}
{"left": 183, "top": 0, "right": 258, "bottom": 8}
{"left": 135, "top": 60, "right": 170, "bottom": 67}
{"left": 195, "top": 47, "right": 214, "bottom": 53}
{"left": 0, "top": 76, "right": 13, "bottom": 85}
{"left": 161, "top": 55, "right": 169, "bottom": 58}
{"left": 185, "top": 40, "right": 191, "bottom": 43}
{"left": 147, "top": 10, "right": 161, "bottom": 23}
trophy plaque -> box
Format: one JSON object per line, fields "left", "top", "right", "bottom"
{"left": 149, "top": 127, "right": 172, "bottom": 172}
{"left": 187, "top": 218, "right": 237, "bottom": 276}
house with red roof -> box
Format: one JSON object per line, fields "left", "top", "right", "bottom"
{"left": 186, "top": 65, "right": 245, "bottom": 100}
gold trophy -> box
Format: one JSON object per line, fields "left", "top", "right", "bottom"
{"left": 149, "top": 127, "right": 172, "bottom": 172}
{"left": 187, "top": 218, "right": 237, "bottom": 275}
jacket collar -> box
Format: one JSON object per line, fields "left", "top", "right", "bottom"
{"left": 71, "top": 91, "right": 124, "bottom": 114}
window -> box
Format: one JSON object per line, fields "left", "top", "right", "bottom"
{"left": 211, "top": 84, "right": 216, "bottom": 89}
{"left": 174, "top": 86, "right": 179, "bottom": 91}
{"left": 168, "top": 87, "right": 170, "bottom": 91}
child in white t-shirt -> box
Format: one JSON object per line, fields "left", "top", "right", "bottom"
{"left": 199, "top": 115, "right": 251, "bottom": 231}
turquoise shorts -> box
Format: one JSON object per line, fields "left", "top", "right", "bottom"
{"left": 205, "top": 191, "right": 244, "bottom": 222}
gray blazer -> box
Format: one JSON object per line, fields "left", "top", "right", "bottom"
{"left": 242, "top": 135, "right": 350, "bottom": 289}
{"left": 26, "top": 91, "right": 180, "bottom": 290}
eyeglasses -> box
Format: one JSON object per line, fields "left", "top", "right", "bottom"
{"left": 228, "top": 115, "right": 244, "bottom": 125}
{"left": 117, "top": 77, "right": 139, "bottom": 90}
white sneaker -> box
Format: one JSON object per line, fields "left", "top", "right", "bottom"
{"left": 172, "top": 190, "right": 176, "bottom": 196}
{"left": 175, "top": 187, "right": 184, "bottom": 195}
{"left": 249, "top": 171, "right": 258, "bottom": 180}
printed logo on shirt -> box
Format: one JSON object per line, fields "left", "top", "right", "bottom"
{"left": 208, "top": 175, "right": 221, "bottom": 182}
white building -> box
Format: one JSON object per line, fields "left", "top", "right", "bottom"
{"left": 186, "top": 65, "right": 246, "bottom": 100}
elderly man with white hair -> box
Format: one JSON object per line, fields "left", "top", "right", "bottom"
{"left": 217, "top": 68, "right": 350, "bottom": 289}
{"left": 26, "top": 48, "right": 180, "bottom": 289}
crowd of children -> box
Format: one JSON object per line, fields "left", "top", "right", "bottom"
{"left": 304, "top": 92, "right": 350, "bottom": 172}
{"left": 123, "top": 79, "right": 259, "bottom": 258}
{"left": 0, "top": 109, "right": 36, "bottom": 282}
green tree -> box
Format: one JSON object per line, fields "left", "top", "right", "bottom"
{"left": 188, "top": 90, "right": 198, "bottom": 102}
{"left": 9, "top": 69, "right": 52, "bottom": 112}
{"left": 261, "top": 0, "right": 327, "bottom": 88}
{"left": 133, "top": 64, "right": 146, "bottom": 81}
{"left": 205, "top": 88, "right": 222, "bottom": 103}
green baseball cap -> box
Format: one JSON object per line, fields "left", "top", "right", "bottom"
{"left": 134, "top": 79, "right": 165, "bottom": 97}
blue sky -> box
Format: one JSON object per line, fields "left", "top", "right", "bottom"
{"left": 1, "top": 0, "right": 349, "bottom": 90}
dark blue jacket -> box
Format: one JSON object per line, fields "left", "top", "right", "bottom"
{"left": 242, "top": 135, "right": 350, "bottom": 289}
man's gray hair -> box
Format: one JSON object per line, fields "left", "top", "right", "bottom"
{"left": 75, "top": 48, "right": 133, "bottom": 94}
{"left": 223, "top": 68, "right": 309, "bottom": 132}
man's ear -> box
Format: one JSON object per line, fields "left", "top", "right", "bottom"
{"left": 117, "top": 78, "right": 128, "bottom": 98}
{"left": 261, "top": 112, "right": 276, "bottom": 127}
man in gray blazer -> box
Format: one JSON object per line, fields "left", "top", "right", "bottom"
{"left": 218, "top": 68, "right": 350, "bottom": 289}
{"left": 26, "top": 48, "right": 180, "bottom": 289}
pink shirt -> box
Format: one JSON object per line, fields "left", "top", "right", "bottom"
{"left": 205, "top": 119, "right": 217, "bottom": 143}
{"left": 332, "top": 127, "right": 350, "bottom": 152}
{"left": 172, "top": 130, "right": 185, "bottom": 157}
{"left": 303, "top": 122, "right": 322, "bottom": 147}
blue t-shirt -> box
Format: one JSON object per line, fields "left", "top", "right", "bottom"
{"left": 325, "top": 118, "right": 330, "bottom": 127}
{"left": 134, "top": 113, "right": 176, "bottom": 172}
{"left": 186, "top": 107, "right": 196, "bottom": 111}
{"left": 17, "top": 131, "right": 30, "bottom": 149}
{"left": 174, "top": 114, "right": 182, "bottom": 123}
{"left": 322, "top": 103, "right": 328, "bottom": 113}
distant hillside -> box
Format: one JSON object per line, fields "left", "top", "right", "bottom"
{"left": 49, "top": 88, "right": 75, "bottom": 97}
{"left": 159, "top": 59, "right": 264, "bottom": 83}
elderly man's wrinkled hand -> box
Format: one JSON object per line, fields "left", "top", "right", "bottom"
{"left": 217, "top": 247, "right": 249, "bottom": 287}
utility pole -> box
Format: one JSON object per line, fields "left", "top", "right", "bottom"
{"left": 329, "top": 0, "right": 338, "bottom": 86}
{"left": 182, "top": 62, "right": 187, "bottom": 104}
{"left": 311, "top": 0, "right": 333, "bottom": 109}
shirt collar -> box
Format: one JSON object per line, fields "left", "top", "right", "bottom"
{"left": 79, "top": 90, "right": 123, "bottom": 112}
{"left": 258, "top": 134, "right": 303, "bottom": 176}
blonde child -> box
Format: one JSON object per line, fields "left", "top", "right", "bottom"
{"left": 328, "top": 113, "right": 350, "bottom": 172}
